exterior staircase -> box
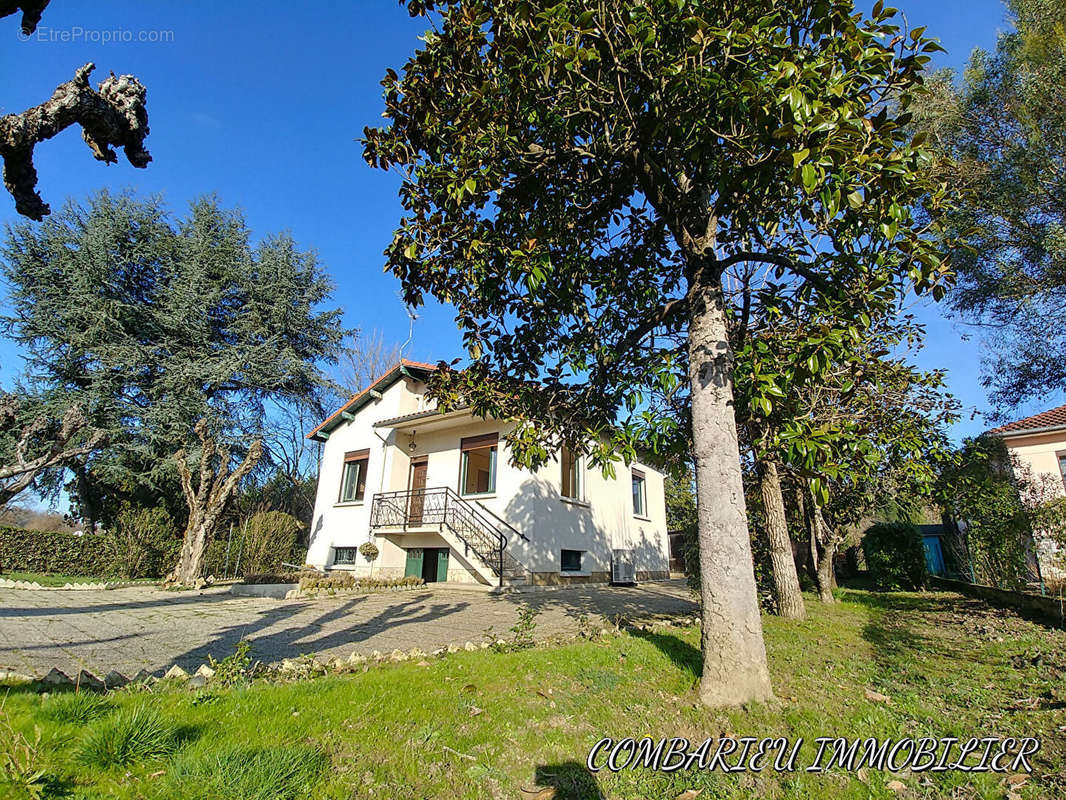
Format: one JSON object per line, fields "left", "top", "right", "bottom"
{"left": 369, "top": 487, "right": 529, "bottom": 587}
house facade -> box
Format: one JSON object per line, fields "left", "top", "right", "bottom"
{"left": 304, "top": 360, "right": 670, "bottom": 588}
{"left": 989, "top": 403, "right": 1066, "bottom": 582}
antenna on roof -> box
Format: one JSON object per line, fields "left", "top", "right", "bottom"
{"left": 397, "top": 293, "right": 418, "bottom": 360}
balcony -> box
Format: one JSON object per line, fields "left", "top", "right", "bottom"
{"left": 369, "top": 487, "right": 527, "bottom": 585}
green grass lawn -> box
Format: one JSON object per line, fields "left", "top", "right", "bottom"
{"left": 0, "top": 572, "right": 112, "bottom": 587}
{"left": 2, "top": 588, "right": 1064, "bottom": 799}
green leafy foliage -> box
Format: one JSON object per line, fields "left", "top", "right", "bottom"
{"left": 863, "top": 521, "right": 928, "bottom": 590}
{"left": 208, "top": 640, "right": 254, "bottom": 687}
{"left": 364, "top": 0, "right": 953, "bottom": 471}
{"left": 937, "top": 435, "right": 1052, "bottom": 590}
{"left": 664, "top": 472, "right": 697, "bottom": 533}
{"left": 0, "top": 189, "right": 345, "bottom": 518}
{"left": 485, "top": 603, "right": 541, "bottom": 652}
{"left": 0, "top": 711, "right": 46, "bottom": 800}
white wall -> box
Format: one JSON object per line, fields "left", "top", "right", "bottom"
{"left": 305, "top": 376, "right": 423, "bottom": 568}
{"left": 1004, "top": 431, "right": 1066, "bottom": 580}
{"left": 305, "top": 380, "right": 670, "bottom": 580}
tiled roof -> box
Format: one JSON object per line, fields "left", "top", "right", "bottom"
{"left": 306, "top": 359, "right": 437, "bottom": 439}
{"left": 988, "top": 403, "right": 1066, "bottom": 436}
{"left": 373, "top": 406, "right": 472, "bottom": 428}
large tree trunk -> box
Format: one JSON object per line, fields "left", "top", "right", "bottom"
{"left": 687, "top": 279, "right": 773, "bottom": 708}
{"left": 755, "top": 456, "right": 806, "bottom": 620}
{"left": 168, "top": 420, "right": 262, "bottom": 586}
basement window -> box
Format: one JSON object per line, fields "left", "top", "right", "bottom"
{"left": 333, "top": 547, "right": 359, "bottom": 565}
{"left": 561, "top": 549, "right": 583, "bottom": 572}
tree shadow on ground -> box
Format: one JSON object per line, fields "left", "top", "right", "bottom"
{"left": 173, "top": 592, "right": 472, "bottom": 670}
{"left": 625, "top": 626, "right": 701, "bottom": 682}
{"left": 491, "top": 579, "right": 698, "bottom": 627}
{"left": 844, "top": 589, "right": 1014, "bottom": 686}
{"left": 534, "top": 761, "right": 603, "bottom": 800}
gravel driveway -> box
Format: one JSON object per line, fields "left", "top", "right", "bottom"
{"left": 0, "top": 580, "right": 697, "bottom": 678}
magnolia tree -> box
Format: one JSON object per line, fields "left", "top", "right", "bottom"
{"left": 736, "top": 300, "right": 958, "bottom": 604}
{"left": 365, "top": 0, "right": 951, "bottom": 707}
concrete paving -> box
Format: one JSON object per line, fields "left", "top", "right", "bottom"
{"left": 0, "top": 580, "right": 697, "bottom": 678}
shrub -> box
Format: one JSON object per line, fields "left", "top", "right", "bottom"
{"left": 298, "top": 571, "right": 355, "bottom": 591}
{"left": 0, "top": 526, "right": 112, "bottom": 577}
{"left": 208, "top": 640, "right": 253, "bottom": 687}
{"left": 103, "top": 504, "right": 181, "bottom": 579}
{"left": 241, "top": 511, "right": 302, "bottom": 576}
{"left": 863, "top": 521, "right": 928, "bottom": 591}
{"left": 76, "top": 705, "right": 177, "bottom": 768}
{"left": 165, "top": 745, "right": 327, "bottom": 800}
{"left": 484, "top": 603, "right": 541, "bottom": 652}
{"left": 242, "top": 571, "right": 301, "bottom": 585}
{"left": 40, "top": 692, "right": 113, "bottom": 724}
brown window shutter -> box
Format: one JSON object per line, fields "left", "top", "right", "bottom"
{"left": 631, "top": 468, "right": 645, "bottom": 479}
{"left": 460, "top": 432, "right": 499, "bottom": 452}
{"left": 344, "top": 448, "right": 370, "bottom": 462}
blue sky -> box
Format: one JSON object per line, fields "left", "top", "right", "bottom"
{"left": 0, "top": 0, "right": 1043, "bottom": 452}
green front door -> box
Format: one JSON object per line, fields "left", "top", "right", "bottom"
{"left": 435, "top": 548, "right": 449, "bottom": 582}
{"left": 404, "top": 547, "right": 423, "bottom": 578}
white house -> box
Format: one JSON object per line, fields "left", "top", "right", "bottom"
{"left": 304, "top": 360, "right": 670, "bottom": 588}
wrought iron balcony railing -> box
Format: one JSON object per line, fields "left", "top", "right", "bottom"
{"left": 369, "top": 487, "right": 526, "bottom": 585}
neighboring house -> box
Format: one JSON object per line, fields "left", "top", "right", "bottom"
{"left": 989, "top": 404, "right": 1066, "bottom": 582}
{"left": 304, "top": 360, "right": 670, "bottom": 589}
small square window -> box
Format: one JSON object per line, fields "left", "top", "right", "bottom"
{"left": 561, "top": 549, "right": 583, "bottom": 572}
{"left": 631, "top": 469, "right": 647, "bottom": 516}
{"left": 333, "top": 547, "right": 359, "bottom": 565}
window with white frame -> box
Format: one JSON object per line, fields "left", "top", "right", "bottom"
{"left": 631, "top": 468, "right": 647, "bottom": 516}
{"left": 460, "top": 433, "right": 498, "bottom": 495}
{"left": 339, "top": 449, "right": 369, "bottom": 503}
{"left": 560, "top": 444, "right": 583, "bottom": 500}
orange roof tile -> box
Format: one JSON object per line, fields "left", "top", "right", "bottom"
{"left": 306, "top": 359, "right": 438, "bottom": 439}
{"left": 988, "top": 403, "right": 1066, "bottom": 436}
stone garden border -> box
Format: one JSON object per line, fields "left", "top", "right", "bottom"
{"left": 0, "top": 577, "right": 152, "bottom": 591}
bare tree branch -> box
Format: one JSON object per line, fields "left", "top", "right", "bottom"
{"left": 0, "top": 396, "right": 107, "bottom": 506}
{"left": 0, "top": 0, "right": 49, "bottom": 34}
{"left": 0, "top": 62, "right": 151, "bottom": 220}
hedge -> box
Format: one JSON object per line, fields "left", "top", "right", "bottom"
{"left": 0, "top": 526, "right": 114, "bottom": 577}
